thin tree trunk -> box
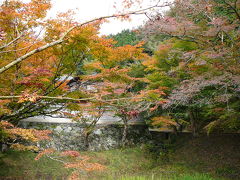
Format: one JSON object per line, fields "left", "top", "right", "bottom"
{"left": 188, "top": 109, "right": 199, "bottom": 137}
{"left": 84, "top": 133, "right": 90, "bottom": 150}
{"left": 122, "top": 117, "right": 128, "bottom": 147}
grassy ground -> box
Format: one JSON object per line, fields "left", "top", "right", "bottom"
{"left": 0, "top": 133, "right": 239, "bottom": 179}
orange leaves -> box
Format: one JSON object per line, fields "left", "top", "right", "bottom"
{"left": 63, "top": 154, "right": 105, "bottom": 172}
{"left": 35, "top": 149, "right": 105, "bottom": 180}
{"left": 60, "top": 151, "right": 80, "bottom": 158}
{"left": 109, "top": 42, "right": 146, "bottom": 62}
{"left": 92, "top": 81, "right": 129, "bottom": 100}
{"left": 0, "top": 0, "right": 51, "bottom": 30}
{"left": 151, "top": 116, "right": 177, "bottom": 127}
{"left": 64, "top": 160, "right": 105, "bottom": 172}
{"left": 142, "top": 56, "right": 158, "bottom": 71}
{"left": 135, "top": 88, "right": 166, "bottom": 102}
{"left": 110, "top": 42, "right": 146, "bottom": 63}
{"left": 6, "top": 128, "right": 51, "bottom": 142}
{"left": 33, "top": 129, "right": 52, "bottom": 141}
{"left": 0, "top": 11, "right": 56, "bottom": 94}
{"left": 56, "top": 81, "right": 70, "bottom": 91}
{"left": 84, "top": 61, "right": 103, "bottom": 71}
{"left": 18, "top": 91, "right": 39, "bottom": 103}
{"left": 0, "top": 120, "right": 14, "bottom": 129}
{"left": 85, "top": 67, "right": 133, "bottom": 83}
{"left": 35, "top": 148, "right": 56, "bottom": 160}
{"left": 0, "top": 120, "right": 51, "bottom": 152}
{"left": 0, "top": 120, "right": 51, "bottom": 142}
{"left": 68, "top": 171, "right": 79, "bottom": 180}
{"left": 64, "top": 154, "right": 106, "bottom": 179}
{"left": 87, "top": 39, "right": 147, "bottom": 69}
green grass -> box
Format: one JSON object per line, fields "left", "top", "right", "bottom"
{"left": 0, "top": 150, "right": 71, "bottom": 179}
{"left": 116, "top": 173, "right": 216, "bottom": 180}
{"left": 0, "top": 148, "right": 220, "bottom": 180}
{"left": 1, "top": 134, "right": 239, "bottom": 179}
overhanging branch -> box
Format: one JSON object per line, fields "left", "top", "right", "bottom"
{"left": 0, "top": 2, "right": 171, "bottom": 74}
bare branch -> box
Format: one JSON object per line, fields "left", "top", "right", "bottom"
{"left": 0, "top": 33, "right": 24, "bottom": 50}
{"left": 0, "top": 95, "right": 94, "bottom": 102}
{"left": 0, "top": 95, "right": 143, "bottom": 102}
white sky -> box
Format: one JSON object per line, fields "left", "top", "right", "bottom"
{"left": 0, "top": 0, "right": 171, "bottom": 35}
{"left": 48, "top": 0, "right": 159, "bottom": 35}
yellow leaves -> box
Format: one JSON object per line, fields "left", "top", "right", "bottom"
{"left": 7, "top": 128, "right": 38, "bottom": 142}
{"left": 142, "top": 56, "right": 158, "bottom": 71}
{"left": 1, "top": 120, "right": 51, "bottom": 143}
{"left": 18, "top": 91, "right": 39, "bottom": 103}
{"left": 10, "top": 144, "right": 39, "bottom": 151}
{"left": 84, "top": 67, "right": 133, "bottom": 83}
{"left": 86, "top": 111, "right": 100, "bottom": 117}
{"left": 108, "top": 42, "right": 147, "bottom": 64}
{"left": 151, "top": 116, "right": 178, "bottom": 127}
{"left": 87, "top": 39, "right": 147, "bottom": 69}
{"left": 0, "top": 120, "right": 51, "bottom": 155}
{"left": 0, "top": 100, "right": 11, "bottom": 115}
{"left": 84, "top": 61, "right": 103, "bottom": 71}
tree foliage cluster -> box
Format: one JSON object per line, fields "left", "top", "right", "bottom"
{"left": 138, "top": 0, "right": 240, "bottom": 135}
{"left": 0, "top": 0, "right": 169, "bottom": 153}
{"left": 107, "top": 0, "right": 240, "bottom": 135}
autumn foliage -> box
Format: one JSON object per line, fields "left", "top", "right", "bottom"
{"left": 0, "top": 120, "right": 51, "bottom": 151}
{"left": 35, "top": 149, "right": 105, "bottom": 179}
{"left": 0, "top": 1, "right": 240, "bottom": 176}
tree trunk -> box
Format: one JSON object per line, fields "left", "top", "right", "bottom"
{"left": 188, "top": 109, "right": 199, "bottom": 137}
{"left": 84, "top": 133, "right": 90, "bottom": 150}
{"left": 122, "top": 118, "right": 128, "bottom": 147}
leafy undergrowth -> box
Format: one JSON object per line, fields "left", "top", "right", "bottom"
{"left": 0, "top": 134, "right": 239, "bottom": 179}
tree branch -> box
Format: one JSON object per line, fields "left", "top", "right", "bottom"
{"left": 0, "top": 2, "right": 170, "bottom": 74}
{"left": 222, "top": 0, "right": 240, "bottom": 21}
{"left": 0, "top": 95, "right": 94, "bottom": 102}
{"left": 0, "top": 95, "right": 144, "bottom": 102}
{"left": 0, "top": 33, "right": 24, "bottom": 50}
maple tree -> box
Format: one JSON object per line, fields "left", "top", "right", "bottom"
{"left": 0, "top": 0, "right": 172, "bottom": 153}
{"left": 0, "top": 0, "right": 169, "bottom": 122}
{"left": 81, "top": 67, "right": 166, "bottom": 146}
{"left": 140, "top": 0, "right": 240, "bottom": 135}
{"left": 0, "top": 1, "right": 173, "bottom": 179}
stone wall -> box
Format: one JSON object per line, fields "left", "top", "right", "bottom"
{"left": 20, "top": 121, "right": 151, "bottom": 151}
